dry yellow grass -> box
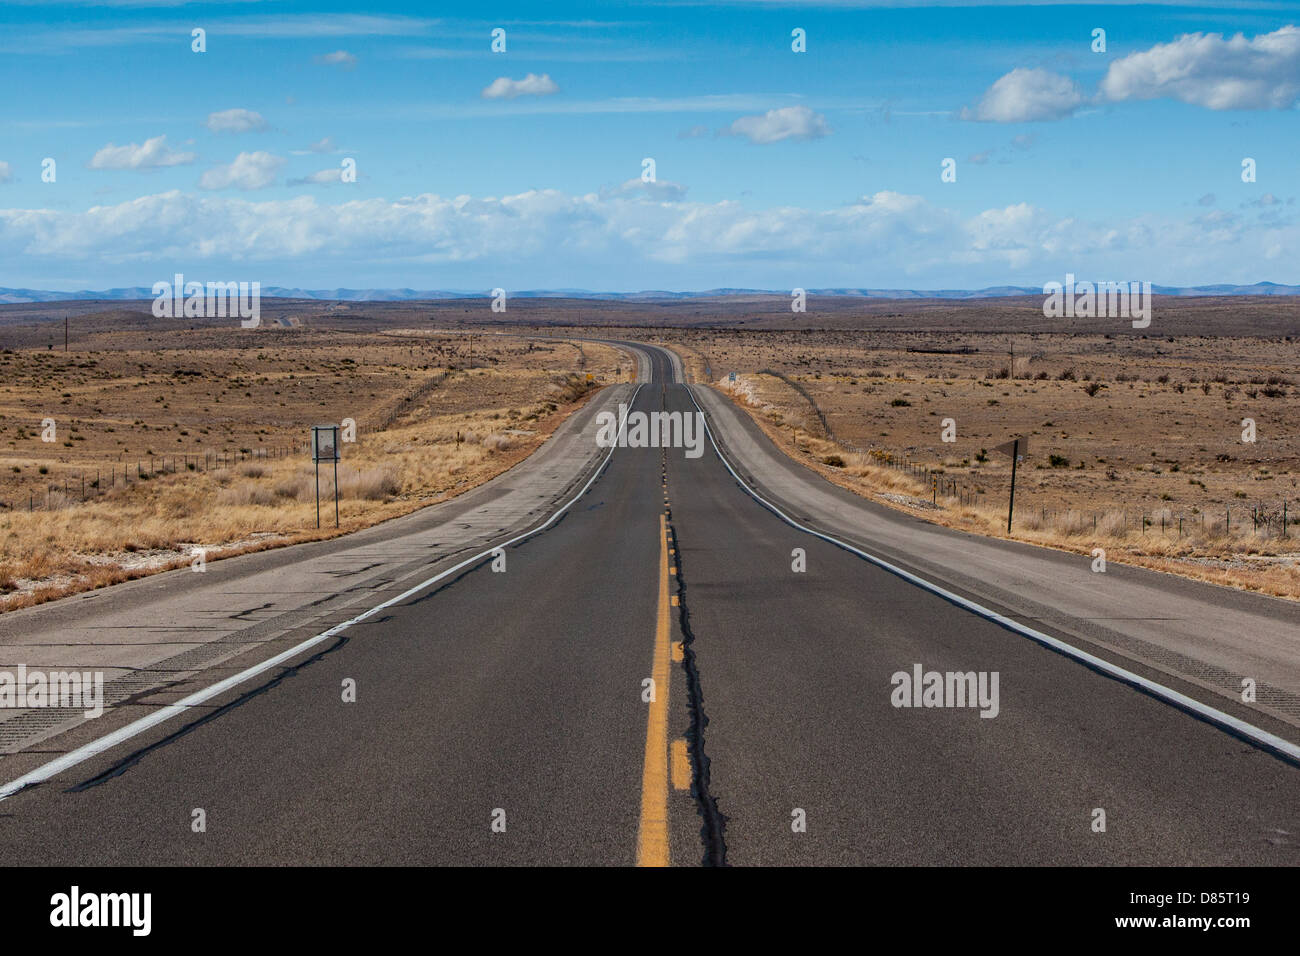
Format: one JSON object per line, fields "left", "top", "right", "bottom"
{"left": 0, "top": 332, "right": 631, "bottom": 610}
{"left": 714, "top": 372, "right": 1300, "bottom": 601}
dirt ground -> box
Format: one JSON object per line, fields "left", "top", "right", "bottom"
{"left": 2, "top": 294, "right": 1296, "bottom": 601}
{"left": 660, "top": 327, "right": 1300, "bottom": 599}
{"left": 0, "top": 322, "right": 632, "bottom": 610}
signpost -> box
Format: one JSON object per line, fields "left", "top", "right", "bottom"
{"left": 311, "top": 424, "right": 341, "bottom": 529}
{"left": 993, "top": 436, "right": 1029, "bottom": 533}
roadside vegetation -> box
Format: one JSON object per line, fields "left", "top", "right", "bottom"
{"left": 0, "top": 330, "right": 627, "bottom": 610}
{"left": 685, "top": 329, "right": 1300, "bottom": 601}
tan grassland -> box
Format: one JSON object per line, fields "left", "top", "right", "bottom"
{"left": 665, "top": 328, "right": 1300, "bottom": 600}
{"left": 0, "top": 325, "right": 632, "bottom": 610}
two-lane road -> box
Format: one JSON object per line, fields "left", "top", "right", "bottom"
{"left": 0, "top": 344, "right": 1296, "bottom": 865}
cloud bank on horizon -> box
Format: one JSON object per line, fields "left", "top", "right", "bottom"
{"left": 0, "top": 1, "right": 1295, "bottom": 292}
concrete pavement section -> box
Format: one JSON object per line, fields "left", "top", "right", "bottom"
{"left": 0, "top": 353, "right": 653, "bottom": 761}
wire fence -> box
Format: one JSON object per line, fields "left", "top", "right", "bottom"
{"left": 7, "top": 444, "right": 312, "bottom": 512}
{"left": 868, "top": 450, "right": 1296, "bottom": 539}
{"left": 370, "top": 368, "right": 452, "bottom": 431}
{"left": 743, "top": 370, "right": 1298, "bottom": 541}
{"left": 2, "top": 365, "right": 471, "bottom": 513}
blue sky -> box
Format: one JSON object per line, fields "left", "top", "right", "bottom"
{"left": 1, "top": 0, "right": 1298, "bottom": 291}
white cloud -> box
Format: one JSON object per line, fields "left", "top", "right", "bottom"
{"left": 292, "top": 137, "right": 337, "bottom": 156}
{"left": 7, "top": 15, "right": 436, "bottom": 54}
{"left": 481, "top": 73, "right": 559, "bottom": 99}
{"left": 962, "top": 68, "right": 1084, "bottom": 122}
{"left": 290, "top": 167, "right": 345, "bottom": 186}
{"left": 600, "top": 178, "right": 689, "bottom": 201}
{"left": 198, "top": 151, "right": 285, "bottom": 190}
{"left": 0, "top": 161, "right": 11, "bottom": 183}
{"left": 314, "top": 49, "right": 357, "bottom": 69}
{"left": 0, "top": 186, "right": 1294, "bottom": 290}
{"left": 1100, "top": 25, "right": 1300, "bottom": 110}
{"left": 205, "top": 109, "right": 269, "bottom": 133}
{"left": 965, "top": 25, "right": 1300, "bottom": 124}
{"left": 88, "top": 135, "right": 196, "bottom": 169}
{"left": 722, "top": 105, "right": 830, "bottom": 144}
{"left": 1244, "top": 192, "right": 1283, "bottom": 208}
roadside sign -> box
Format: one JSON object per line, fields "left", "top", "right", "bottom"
{"left": 312, "top": 424, "right": 340, "bottom": 463}
{"left": 729, "top": 371, "right": 737, "bottom": 382}
{"left": 310, "top": 424, "right": 340, "bottom": 530}
{"left": 994, "top": 436, "right": 1028, "bottom": 459}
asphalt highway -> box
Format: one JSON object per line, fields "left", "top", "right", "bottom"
{"left": 1, "top": 344, "right": 1297, "bottom": 866}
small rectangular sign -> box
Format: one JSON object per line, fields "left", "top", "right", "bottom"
{"left": 312, "top": 424, "right": 340, "bottom": 463}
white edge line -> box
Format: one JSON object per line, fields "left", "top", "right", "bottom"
{"left": 686, "top": 384, "right": 1300, "bottom": 766}
{"left": 0, "top": 383, "right": 646, "bottom": 802}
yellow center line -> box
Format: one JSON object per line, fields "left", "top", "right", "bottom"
{"left": 670, "top": 739, "right": 691, "bottom": 791}
{"left": 637, "top": 512, "right": 672, "bottom": 867}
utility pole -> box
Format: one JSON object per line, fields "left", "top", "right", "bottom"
{"left": 64, "top": 315, "right": 69, "bottom": 352}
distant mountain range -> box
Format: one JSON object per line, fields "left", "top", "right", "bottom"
{"left": 2, "top": 282, "right": 1299, "bottom": 305}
